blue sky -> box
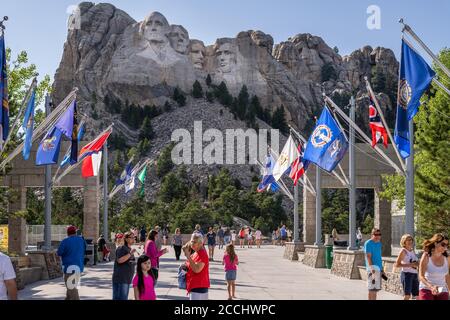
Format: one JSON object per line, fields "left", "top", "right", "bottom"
{"left": 1, "top": 0, "right": 449, "bottom": 86}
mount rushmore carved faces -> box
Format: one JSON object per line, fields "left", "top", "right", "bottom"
{"left": 139, "top": 11, "right": 170, "bottom": 44}
{"left": 168, "top": 25, "right": 190, "bottom": 54}
{"left": 189, "top": 40, "right": 206, "bottom": 69}
{"left": 215, "top": 42, "right": 237, "bottom": 74}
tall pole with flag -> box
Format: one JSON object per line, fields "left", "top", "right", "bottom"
{"left": 103, "top": 142, "right": 108, "bottom": 241}
{"left": 348, "top": 96, "right": 357, "bottom": 250}
{"left": 405, "top": 121, "right": 414, "bottom": 236}
{"left": 44, "top": 94, "right": 52, "bottom": 251}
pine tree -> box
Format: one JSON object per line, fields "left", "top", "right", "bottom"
{"left": 164, "top": 101, "right": 172, "bottom": 112}
{"left": 206, "top": 91, "right": 214, "bottom": 103}
{"left": 139, "top": 116, "right": 155, "bottom": 140}
{"left": 215, "top": 81, "right": 233, "bottom": 106}
{"left": 206, "top": 74, "right": 212, "bottom": 87}
{"left": 321, "top": 62, "right": 337, "bottom": 82}
{"left": 192, "top": 80, "right": 204, "bottom": 98}
{"left": 271, "top": 106, "right": 289, "bottom": 135}
{"left": 173, "top": 87, "right": 186, "bottom": 107}
{"left": 414, "top": 49, "right": 450, "bottom": 238}
{"left": 237, "top": 85, "right": 249, "bottom": 120}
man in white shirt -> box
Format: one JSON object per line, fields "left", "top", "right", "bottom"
{"left": 0, "top": 252, "right": 17, "bottom": 300}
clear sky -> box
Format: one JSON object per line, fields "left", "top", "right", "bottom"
{"left": 1, "top": 0, "right": 449, "bottom": 85}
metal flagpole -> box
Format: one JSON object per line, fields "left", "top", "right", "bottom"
{"left": 348, "top": 96, "right": 357, "bottom": 250}
{"left": 399, "top": 19, "right": 450, "bottom": 79}
{"left": 365, "top": 77, "right": 407, "bottom": 172}
{"left": 43, "top": 94, "right": 52, "bottom": 251}
{"left": 103, "top": 142, "right": 109, "bottom": 241}
{"left": 293, "top": 183, "right": 299, "bottom": 242}
{"left": 314, "top": 165, "right": 322, "bottom": 246}
{"left": 325, "top": 95, "right": 405, "bottom": 176}
{"left": 405, "top": 120, "right": 415, "bottom": 237}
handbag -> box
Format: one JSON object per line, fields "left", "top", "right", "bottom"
{"left": 178, "top": 264, "right": 188, "bottom": 289}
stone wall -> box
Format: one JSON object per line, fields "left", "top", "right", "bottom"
{"left": 331, "top": 249, "right": 365, "bottom": 279}
{"left": 302, "top": 245, "right": 325, "bottom": 268}
{"left": 283, "top": 242, "right": 305, "bottom": 261}
{"left": 8, "top": 217, "right": 27, "bottom": 255}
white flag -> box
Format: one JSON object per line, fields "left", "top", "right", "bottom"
{"left": 272, "top": 135, "right": 300, "bottom": 181}
{"left": 91, "top": 151, "right": 102, "bottom": 177}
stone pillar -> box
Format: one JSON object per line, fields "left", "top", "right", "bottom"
{"left": 83, "top": 176, "right": 100, "bottom": 243}
{"left": 303, "top": 187, "right": 316, "bottom": 245}
{"left": 8, "top": 217, "right": 27, "bottom": 255}
{"left": 374, "top": 188, "right": 392, "bottom": 257}
{"left": 8, "top": 184, "right": 27, "bottom": 255}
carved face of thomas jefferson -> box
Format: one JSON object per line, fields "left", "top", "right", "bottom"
{"left": 215, "top": 42, "right": 236, "bottom": 74}
{"left": 168, "top": 25, "right": 189, "bottom": 54}
{"left": 189, "top": 40, "right": 206, "bottom": 69}
{"left": 140, "top": 12, "right": 170, "bottom": 44}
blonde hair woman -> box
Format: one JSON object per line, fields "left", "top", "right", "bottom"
{"left": 183, "top": 233, "right": 210, "bottom": 300}
{"left": 394, "top": 234, "right": 419, "bottom": 300}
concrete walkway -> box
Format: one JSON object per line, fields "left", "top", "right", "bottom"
{"left": 19, "top": 245, "right": 401, "bottom": 300}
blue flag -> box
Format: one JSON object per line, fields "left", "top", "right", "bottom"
{"left": 36, "top": 101, "right": 76, "bottom": 166}
{"left": 394, "top": 40, "right": 435, "bottom": 159}
{"left": 303, "top": 106, "right": 349, "bottom": 172}
{"left": 22, "top": 90, "right": 36, "bottom": 160}
{"left": 0, "top": 34, "right": 9, "bottom": 148}
{"left": 257, "top": 154, "right": 276, "bottom": 192}
{"left": 60, "top": 121, "right": 85, "bottom": 168}
{"left": 35, "top": 127, "right": 63, "bottom": 165}
{"left": 116, "top": 161, "right": 133, "bottom": 186}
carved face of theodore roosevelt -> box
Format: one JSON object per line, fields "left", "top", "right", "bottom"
{"left": 168, "top": 25, "right": 189, "bottom": 54}
{"left": 216, "top": 42, "right": 236, "bottom": 74}
{"left": 189, "top": 40, "right": 206, "bottom": 69}
{"left": 141, "top": 12, "right": 170, "bottom": 44}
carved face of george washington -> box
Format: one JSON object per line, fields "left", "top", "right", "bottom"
{"left": 141, "top": 12, "right": 170, "bottom": 44}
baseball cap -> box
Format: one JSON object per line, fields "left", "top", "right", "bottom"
{"left": 67, "top": 225, "right": 77, "bottom": 234}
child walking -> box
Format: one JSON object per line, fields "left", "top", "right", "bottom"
{"left": 133, "top": 255, "right": 157, "bottom": 300}
{"left": 223, "top": 244, "right": 239, "bottom": 300}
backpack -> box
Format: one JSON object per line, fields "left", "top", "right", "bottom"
{"left": 178, "top": 264, "right": 188, "bottom": 289}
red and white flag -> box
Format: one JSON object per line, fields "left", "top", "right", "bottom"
{"left": 81, "top": 151, "right": 102, "bottom": 178}
{"left": 369, "top": 99, "right": 388, "bottom": 148}
{"left": 289, "top": 143, "right": 309, "bottom": 186}
{"left": 79, "top": 127, "right": 112, "bottom": 162}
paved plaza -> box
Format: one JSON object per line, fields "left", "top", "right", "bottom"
{"left": 19, "top": 245, "right": 400, "bottom": 300}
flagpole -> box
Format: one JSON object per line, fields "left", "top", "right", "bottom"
{"left": 399, "top": 19, "right": 450, "bottom": 79}
{"left": 365, "top": 77, "right": 407, "bottom": 172}
{"left": 103, "top": 141, "right": 108, "bottom": 241}
{"left": 405, "top": 120, "right": 415, "bottom": 237}
{"left": 348, "top": 96, "right": 357, "bottom": 250}
{"left": 43, "top": 94, "right": 52, "bottom": 252}
{"left": 293, "top": 183, "right": 299, "bottom": 242}
{"left": 432, "top": 78, "right": 450, "bottom": 97}
{"left": 325, "top": 95, "right": 405, "bottom": 176}
{"left": 314, "top": 164, "right": 322, "bottom": 246}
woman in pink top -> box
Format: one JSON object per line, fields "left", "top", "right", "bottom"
{"left": 222, "top": 243, "right": 239, "bottom": 300}
{"left": 144, "top": 230, "right": 168, "bottom": 284}
{"left": 133, "top": 255, "right": 156, "bottom": 300}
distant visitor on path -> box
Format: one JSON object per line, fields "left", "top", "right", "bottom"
{"left": 230, "top": 229, "right": 236, "bottom": 245}
{"left": 154, "top": 226, "right": 162, "bottom": 252}
{"left": 145, "top": 230, "right": 168, "bottom": 284}
{"left": 364, "top": 228, "right": 386, "bottom": 300}
{"left": 172, "top": 228, "right": 183, "bottom": 261}
{"left": 394, "top": 234, "right": 419, "bottom": 300}
{"left": 112, "top": 232, "right": 137, "bottom": 300}
{"left": 162, "top": 225, "right": 169, "bottom": 246}
{"left": 0, "top": 251, "right": 17, "bottom": 300}
{"left": 133, "top": 255, "right": 156, "bottom": 300}
{"left": 280, "top": 225, "right": 287, "bottom": 246}
{"left": 247, "top": 229, "right": 253, "bottom": 248}
{"left": 356, "top": 227, "right": 363, "bottom": 248}
{"left": 239, "top": 228, "right": 246, "bottom": 248}
{"left": 418, "top": 233, "right": 449, "bottom": 300}
{"left": 139, "top": 226, "right": 147, "bottom": 244}
{"left": 206, "top": 227, "right": 216, "bottom": 261}
{"left": 255, "top": 228, "right": 262, "bottom": 248}
{"left": 57, "top": 225, "right": 86, "bottom": 300}
{"left": 183, "top": 233, "right": 210, "bottom": 300}
{"left": 217, "top": 226, "right": 225, "bottom": 249}
{"left": 97, "top": 234, "right": 110, "bottom": 262}
{"left": 223, "top": 243, "right": 239, "bottom": 300}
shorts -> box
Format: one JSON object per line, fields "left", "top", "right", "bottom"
{"left": 225, "top": 270, "right": 237, "bottom": 281}
{"left": 419, "top": 289, "right": 449, "bottom": 300}
{"left": 281, "top": 236, "right": 287, "bottom": 241}
{"left": 208, "top": 243, "right": 216, "bottom": 247}
{"left": 367, "top": 271, "right": 382, "bottom": 291}
{"left": 239, "top": 236, "right": 245, "bottom": 240}
{"left": 400, "top": 272, "right": 419, "bottom": 296}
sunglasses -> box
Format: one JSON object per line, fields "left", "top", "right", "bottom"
{"left": 373, "top": 233, "right": 382, "bottom": 236}
{"left": 439, "top": 242, "right": 448, "bottom": 248}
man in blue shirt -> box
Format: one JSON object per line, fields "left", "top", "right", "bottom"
{"left": 280, "top": 225, "right": 287, "bottom": 246}
{"left": 364, "top": 228, "right": 385, "bottom": 300}
{"left": 57, "top": 225, "right": 86, "bottom": 300}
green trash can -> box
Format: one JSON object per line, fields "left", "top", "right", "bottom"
{"left": 325, "top": 245, "right": 333, "bottom": 269}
